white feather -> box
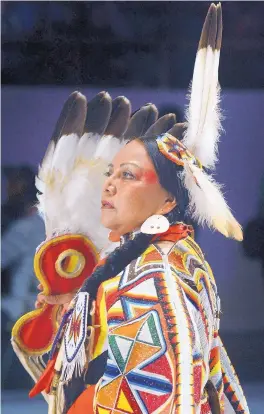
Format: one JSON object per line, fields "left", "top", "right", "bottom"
{"left": 182, "top": 163, "right": 243, "bottom": 241}
{"left": 75, "top": 133, "right": 100, "bottom": 161}
{"left": 38, "top": 141, "right": 55, "bottom": 182}
{"left": 95, "top": 135, "right": 126, "bottom": 161}
{"left": 35, "top": 176, "right": 45, "bottom": 194}
{"left": 36, "top": 131, "right": 125, "bottom": 249}
{"left": 181, "top": 5, "right": 242, "bottom": 240}
{"left": 50, "top": 133, "right": 79, "bottom": 177}
{"left": 183, "top": 3, "right": 222, "bottom": 170}
{"left": 184, "top": 48, "right": 222, "bottom": 169}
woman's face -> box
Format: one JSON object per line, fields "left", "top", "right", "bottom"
{"left": 101, "top": 139, "right": 176, "bottom": 236}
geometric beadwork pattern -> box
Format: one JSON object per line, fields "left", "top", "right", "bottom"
{"left": 94, "top": 237, "right": 250, "bottom": 414}
{"left": 97, "top": 310, "right": 173, "bottom": 413}
{"left": 107, "top": 278, "right": 159, "bottom": 327}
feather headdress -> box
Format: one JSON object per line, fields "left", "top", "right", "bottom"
{"left": 180, "top": 3, "right": 242, "bottom": 241}
{"left": 35, "top": 91, "right": 130, "bottom": 249}
{"left": 36, "top": 91, "right": 185, "bottom": 249}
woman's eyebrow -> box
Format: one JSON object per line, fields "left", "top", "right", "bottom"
{"left": 120, "top": 162, "right": 142, "bottom": 169}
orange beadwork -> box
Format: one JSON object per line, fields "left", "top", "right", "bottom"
{"left": 12, "top": 234, "right": 99, "bottom": 355}
{"left": 156, "top": 133, "right": 202, "bottom": 169}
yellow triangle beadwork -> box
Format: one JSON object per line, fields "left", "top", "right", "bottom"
{"left": 116, "top": 390, "right": 134, "bottom": 413}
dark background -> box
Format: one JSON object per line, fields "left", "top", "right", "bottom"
{"left": 2, "top": 1, "right": 264, "bottom": 88}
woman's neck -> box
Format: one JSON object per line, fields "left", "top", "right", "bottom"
{"left": 120, "top": 221, "right": 193, "bottom": 246}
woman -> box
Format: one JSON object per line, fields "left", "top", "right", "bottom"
{"left": 32, "top": 133, "right": 249, "bottom": 414}
{"left": 13, "top": 4, "right": 250, "bottom": 413}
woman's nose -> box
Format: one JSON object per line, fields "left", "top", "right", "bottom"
{"left": 105, "top": 181, "right": 117, "bottom": 196}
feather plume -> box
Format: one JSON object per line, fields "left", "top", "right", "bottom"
{"left": 181, "top": 4, "right": 243, "bottom": 241}
{"left": 94, "top": 134, "right": 125, "bottom": 161}
{"left": 36, "top": 91, "right": 127, "bottom": 250}
{"left": 182, "top": 163, "right": 243, "bottom": 241}
{"left": 168, "top": 122, "right": 187, "bottom": 141}
{"left": 144, "top": 113, "right": 176, "bottom": 137}
{"left": 36, "top": 133, "right": 124, "bottom": 247}
{"left": 104, "top": 96, "right": 131, "bottom": 137}
{"left": 51, "top": 91, "right": 87, "bottom": 143}
{"left": 124, "top": 104, "right": 158, "bottom": 139}
{"left": 183, "top": 3, "right": 222, "bottom": 169}
{"left": 83, "top": 91, "right": 112, "bottom": 135}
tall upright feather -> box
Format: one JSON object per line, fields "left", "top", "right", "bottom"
{"left": 183, "top": 3, "right": 222, "bottom": 169}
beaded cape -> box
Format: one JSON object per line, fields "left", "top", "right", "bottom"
{"left": 34, "top": 225, "right": 249, "bottom": 414}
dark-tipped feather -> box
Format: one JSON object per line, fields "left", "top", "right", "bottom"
{"left": 51, "top": 91, "right": 87, "bottom": 143}
{"left": 124, "top": 104, "right": 158, "bottom": 139}
{"left": 184, "top": 2, "right": 222, "bottom": 168}
{"left": 216, "top": 4, "right": 222, "bottom": 51}
{"left": 144, "top": 114, "right": 176, "bottom": 137}
{"left": 198, "top": 4, "right": 217, "bottom": 51}
{"left": 84, "top": 91, "right": 112, "bottom": 135}
{"left": 104, "top": 96, "right": 131, "bottom": 138}
{"left": 167, "top": 123, "right": 187, "bottom": 141}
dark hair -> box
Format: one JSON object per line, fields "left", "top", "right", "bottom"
{"left": 139, "top": 136, "right": 189, "bottom": 224}
{"left": 81, "top": 135, "right": 189, "bottom": 298}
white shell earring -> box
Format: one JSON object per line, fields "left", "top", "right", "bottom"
{"left": 140, "top": 214, "right": 170, "bottom": 235}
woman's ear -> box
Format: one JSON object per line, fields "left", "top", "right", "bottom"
{"left": 157, "top": 195, "right": 177, "bottom": 215}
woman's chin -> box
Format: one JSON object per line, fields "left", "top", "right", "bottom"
{"left": 100, "top": 212, "right": 117, "bottom": 230}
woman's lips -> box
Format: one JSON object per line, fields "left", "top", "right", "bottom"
{"left": 101, "top": 200, "right": 115, "bottom": 209}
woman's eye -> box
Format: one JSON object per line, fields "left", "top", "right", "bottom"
{"left": 122, "top": 171, "right": 135, "bottom": 179}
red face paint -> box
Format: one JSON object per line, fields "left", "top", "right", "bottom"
{"left": 143, "top": 169, "right": 158, "bottom": 184}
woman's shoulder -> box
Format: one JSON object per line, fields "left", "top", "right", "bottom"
{"left": 166, "top": 236, "right": 216, "bottom": 284}
{"left": 153, "top": 235, "right": 205, "bottom": 262}
{"left": 175, "top": 235, "right": 205, "bottom": 262}
{"left": 138, "top": 236, "right": 208, "bottom": 273}
{"left": 100, "top": 236, "right": 215, "bottom": 294}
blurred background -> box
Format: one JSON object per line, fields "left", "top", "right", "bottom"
{"left": 1, "top": 1, "right": 264, "bottom": 412}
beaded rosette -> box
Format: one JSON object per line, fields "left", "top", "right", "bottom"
{"left": 12, "top": 234, "right": 98, "bottom": 356}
